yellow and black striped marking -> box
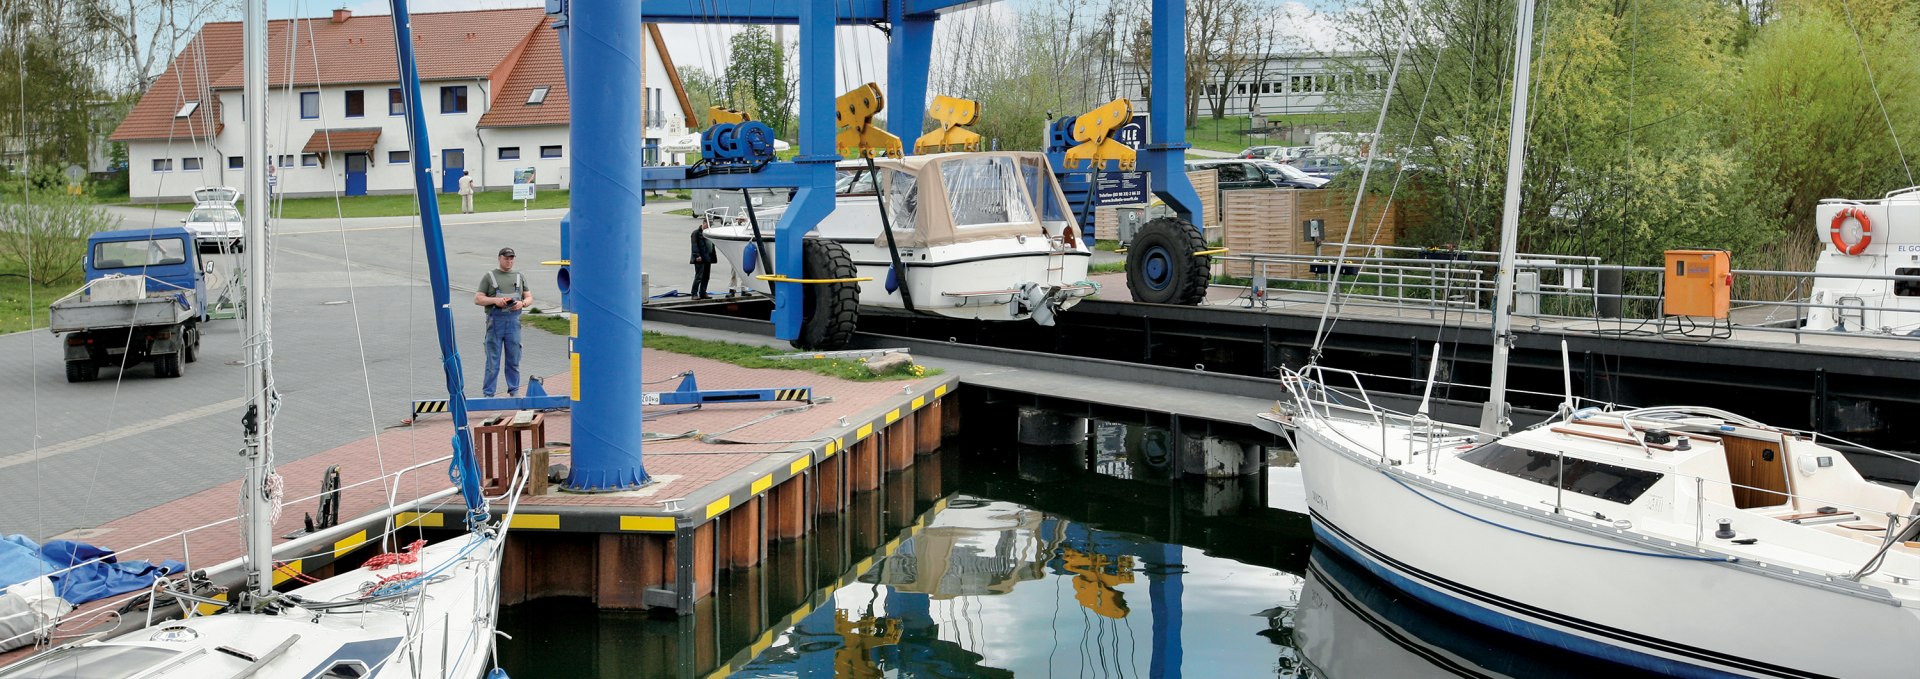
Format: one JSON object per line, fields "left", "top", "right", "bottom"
{"left": 413, "top": 400, "right": 450, "bottom": 414}
{"left": 775, "top": 388, "right": 811, "bottom": 402}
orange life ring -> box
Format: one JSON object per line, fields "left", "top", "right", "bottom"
{"left": 1830, "top": 207, "right": 1872, "bottom": 256}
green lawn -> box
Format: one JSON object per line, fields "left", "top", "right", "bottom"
{"left": 1089, "top": 261, "right": 1127, "bottom": 274}
{"left": 141, "top": 189, "right": 572, "bottom": 219}
{"left": 519, "top": 316, "right": 935, "bottom": 381}
{"left": 0, "top": 272, "right": 73, "bottom": 333}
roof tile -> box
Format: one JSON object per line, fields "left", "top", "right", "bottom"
{"left": 477, "top": 18, "right": 567, "bottom": 129}
{"left": 108, "top": 24, "right": 240, "bottom": 142}
{"left": 302, "top": 128, "right": 382, "bottom": 153}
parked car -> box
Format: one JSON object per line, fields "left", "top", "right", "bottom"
{"left": 1238, "top": 145, "right": 1283, "bottom": 159}
{"left": 1250, "top": 159, "right": 1329, "bottom": 189}
{"left": 1187, "top": 159, "right": 1284, "bottom": 191}
{"left": 1292, "top": 156, "right": 1349, "bottom": 180}
{"left": 180, "top": 187, "right": 243, "bottom": 251}
{"left": 1273, "top": 146, "right": 1316, "bottom": 163}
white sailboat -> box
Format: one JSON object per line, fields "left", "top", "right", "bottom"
{"left": 1256, "top": 2, "right": 1920, "bottom": 677}
{"left": 0, "top": 1, "right": 521, "bottom": 677}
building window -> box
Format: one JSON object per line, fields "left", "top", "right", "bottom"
{"left": 152, "top": 158, "right": 172, "bottom": 172}
{"left": 301, "top": 153, "right": 320, "bottom": 167}
{"left": 1236, "top": 84, "right": 1247, "bottom": 94}
{"left": 228, "top": 156, "right": 244, "bottom": 169}
{"left": 175, "top": 101, "right": 199, "bottom": 118}
{"left": 498, "top": 147, "right": 520, "bottom": 160}
{"left": 527, "top": 86, "right": 549, "bottom": 105}
{"left": 300, "top": 91, "right": 319, "bottom": 119}
{"left": 389, "top": 150, "right": 411, "bottom": 164}
{"left": 344, "top": 89, "right": 365, "bottom": 118}
{"left": 278, "top": 155, "right": 294, "bottom": 168}
{"left": 539, "top": 145, "right": 562, "bottom": 159}
{"left": 182, "top": 157, "right": 203, "bottom": 171}
{"left": 440, "top": 86, "right": 468, "bottom": 114}
{"left": 389, "top": 88, "right": 405, "bottom": 116}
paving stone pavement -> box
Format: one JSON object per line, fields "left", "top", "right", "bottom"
{"left": 0, "top": 203, "right": 707, "bottom": 540}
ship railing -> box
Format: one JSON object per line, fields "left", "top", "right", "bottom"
{"left": 1676, "top": 474, "right": 1919, "bottom": 582}
{"left": 0, "top": 454, "right": 461, "bottom": 651}
{"left": 1218, "top": 245, "right": 1920, "bottom": 342}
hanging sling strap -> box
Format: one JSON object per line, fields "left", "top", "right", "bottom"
{"left": 865, "top": 156, "right": 915, "bottom": 312}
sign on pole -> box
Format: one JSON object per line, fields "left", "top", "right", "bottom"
{"left": 1094, "top": 115, "right": 1149, "bottom": 207}
{"left": 512, "top": 167, "right": 537, "bottom": 201}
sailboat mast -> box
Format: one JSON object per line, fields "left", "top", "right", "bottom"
{"left": 1478, "top": 0, "right": 1539, "bottom": 436}
{"left": 240, "top": 0, "right": 274, "bottom": 597}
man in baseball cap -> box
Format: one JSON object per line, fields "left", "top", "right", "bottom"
{"left": 473, "top": 246, "right": 531, "bottom": 397}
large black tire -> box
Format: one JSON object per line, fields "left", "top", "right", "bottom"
{"left": 791, "top": 238, "right": 860, "bottom": 350}
{"left": 154, "top": 353, "right": 183, "bottom": 378}
{"left": 1125, "top": 217, "right": 1211, "bottom": 305}
{"left": 65, "top": 361, "right": 97, "bottom": 383}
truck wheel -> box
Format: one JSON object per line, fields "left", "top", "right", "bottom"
{"left": 154, "top": 353, "right": 183, "bottom": 378}
{"left": 1125, "top": 217, "right": 1211, "bottom": 305}
{"left": 791, "top": 237, "right": 859, "bottom": 350}
{"left": 65, "top": 361, "right": 98, "bottom": 383}
{"left": 184, "top": 326, "right": 200, "bottom": 363}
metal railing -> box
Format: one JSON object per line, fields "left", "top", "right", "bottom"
{"left": 1219, "top": 244, "right": 1920, "bottom": 343}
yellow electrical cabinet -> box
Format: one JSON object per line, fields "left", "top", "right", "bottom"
{"left": 1664, "top": 249, "right": 1731, "bottom": 319}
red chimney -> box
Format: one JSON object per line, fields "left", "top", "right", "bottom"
{"left": 331, "top": 9, "right": 350, "bottom": 24}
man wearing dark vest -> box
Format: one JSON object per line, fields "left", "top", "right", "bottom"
{"left": 474, "top": 247, "right": 532, "bottom": 397}
{"left": 690, "top": 219, "right": 717, "bottom": 299}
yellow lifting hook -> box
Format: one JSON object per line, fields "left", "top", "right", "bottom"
{"left": 914, "top": 95, "right": 982, "bottom": 154}
{"left": 835, "top": 83, "right": 904, "bottom": 159}
{"left": 1063, "top": 98, "right": 1137, "bottom": 171}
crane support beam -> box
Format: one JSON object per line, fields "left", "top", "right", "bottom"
{"left": 1137, "top": 0, "right": 1203, "bottom": 226}
{"left": 640, "top": 0, "right": 980, "bottom": 23}
{"left": 885, "top": 10, "right": 937, "bottom": 144}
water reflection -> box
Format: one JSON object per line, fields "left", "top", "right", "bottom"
{"left": 498, "top": 418, "right": 1645, "bottom": 678}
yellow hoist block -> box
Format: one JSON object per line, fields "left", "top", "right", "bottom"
{"left": 708, "top": 106, "right": 750, "bottom": 125}
{"left": 835, "top": 83, "right": 903, "bottom": 159}
{"left": 913, "top": 95, "right": 982, "bottom": 154}
{"left": 1062, "top": 547, "right": 1134, "bottom": 619}
{"left": 1063, "top": 98, "right": 1137, "bottom": 171}
{"left": 1663, "top": 249, "right": 1731, "bottom": 319}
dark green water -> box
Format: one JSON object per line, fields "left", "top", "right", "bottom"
{"left": 498, "top": 420, "right": 1653, "bottom": 678}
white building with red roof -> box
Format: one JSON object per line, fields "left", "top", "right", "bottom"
{"left": 110, "top": 7, "right": 692, "bottom": 202}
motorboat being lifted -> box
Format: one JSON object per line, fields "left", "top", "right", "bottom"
{"left": 701, "top": 151, "right": 1097, "bottom": 343}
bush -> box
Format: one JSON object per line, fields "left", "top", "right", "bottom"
{"left": 0, "top": 196, "right": 116, "bottom": 285}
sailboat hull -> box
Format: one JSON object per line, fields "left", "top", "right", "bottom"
{"left": 1289, "top": 421, "right": 1920, "bottom": 679}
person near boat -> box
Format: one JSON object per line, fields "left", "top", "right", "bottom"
{"left": 690, "top": 220, "right": 716, "bottom": 299}
{"left": 475, "top": 247, "right": 531, "bottom": 397}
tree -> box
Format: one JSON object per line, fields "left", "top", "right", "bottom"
{"left": 723, "top": 27, "right": 796, "bottom": 139}
{"left": 680, "top": 66, "right": 723, "bottom": 129}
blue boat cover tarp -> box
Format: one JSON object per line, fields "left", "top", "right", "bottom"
{"left": 0, "top": 535, "right": 185, "bottom": 605}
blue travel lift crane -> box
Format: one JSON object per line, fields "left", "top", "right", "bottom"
{"left": 545, "top": 0, "right": 1212, "bottom": 494}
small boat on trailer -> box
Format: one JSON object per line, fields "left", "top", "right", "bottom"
{"left": 702, "top": 151, "right": 1098, "bottom": 348}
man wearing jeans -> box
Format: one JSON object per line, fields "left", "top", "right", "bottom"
{"left": 474, "top": 247, "right": 531, "bottom": 397}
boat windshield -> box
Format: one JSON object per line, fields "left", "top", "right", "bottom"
{"left": 882, "top": 169, "right": 918, "bottom": 232}
{"left": 1019, "top": 156, "right": 1068, "bottom": 222}
{"left": 0, "top": 644, "right": 179, "bottom": 678}
{"left": 836, "top": 169, "right": 878, "bottom": 196}
{"left": 1459, "top": 442, "right": 1664, "bottom": 505}
{"left": 940, "top": 156, "right": 1036, "bottom": 229}
{"left": 93, "top": 238, "right": 187, "bottom": 269}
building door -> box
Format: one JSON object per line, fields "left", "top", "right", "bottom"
{"left": 344, "top": 153, "right": 368, "bottom": 196}
{"left": 441, "top": 148, "right": 465, "bottom": 193}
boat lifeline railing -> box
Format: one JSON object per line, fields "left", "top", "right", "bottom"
{"left": 1677, "top": 473, "right": 1920, "bottom": 582}
{"left": 0, "top": 455, "right": 460, "bottom": 651}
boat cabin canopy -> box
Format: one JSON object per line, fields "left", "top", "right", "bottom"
{"left": 835, "top": 151, "right": 1075, "bottom": 249}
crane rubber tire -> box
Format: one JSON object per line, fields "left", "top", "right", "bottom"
{"left": 792, "top": 237, "right": 860, "bottom": 350}
{"left": 1126, "top": 217, "right": 1211, "bottom": 305}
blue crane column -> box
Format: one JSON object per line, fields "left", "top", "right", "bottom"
{"left": 764, "top": 0, "right": 843, "bottom": 341}
{"left": 884, "top": 6, "right": 936, "bottom": 144}
{"left": 564, "top": 0, "right": 649, "bottom": 490}
{"left": 1138, "top": 0, "right": 1204, "bottom": 224}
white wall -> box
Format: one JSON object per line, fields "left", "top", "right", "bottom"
{"left": 478, "top": 125, "right": 569, "bottom": 191}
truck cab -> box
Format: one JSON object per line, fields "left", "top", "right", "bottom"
{"left": 84, "top": 227, "right": 209, "bottom": 315}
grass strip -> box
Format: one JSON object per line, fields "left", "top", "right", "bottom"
{"left": 520, "top": 315, "right": 935, "bottom": 381}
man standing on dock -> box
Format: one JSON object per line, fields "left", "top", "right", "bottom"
{"left": 690, "top": 219, "right": 716, "bottom": 299}
{"left": 475, "top": 247, "right": 531, "bottom": 397}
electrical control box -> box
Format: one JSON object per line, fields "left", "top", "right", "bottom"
{"left": 1664, "top": 249, "right": 1731, "bottom": 319}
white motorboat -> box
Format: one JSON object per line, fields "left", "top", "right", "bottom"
{"left": 0, "top": 1, "right": 520, "bottom": 676}
{"left": 1803, "top": 187, "right": 1920, "bottom": 335}
{"left": 703, "top": 151, "right": 1096, "bottom": 330}
{"left": 1257, "top": 0, "right": 1920, "bottom": 674}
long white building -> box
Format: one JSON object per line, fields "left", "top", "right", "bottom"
{"left": 110, "top": 7, "right": 692, "bottom": 202}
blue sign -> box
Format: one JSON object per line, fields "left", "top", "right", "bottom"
{"left": 1094, "top": 116, "right": 1149, "bottom": 206}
